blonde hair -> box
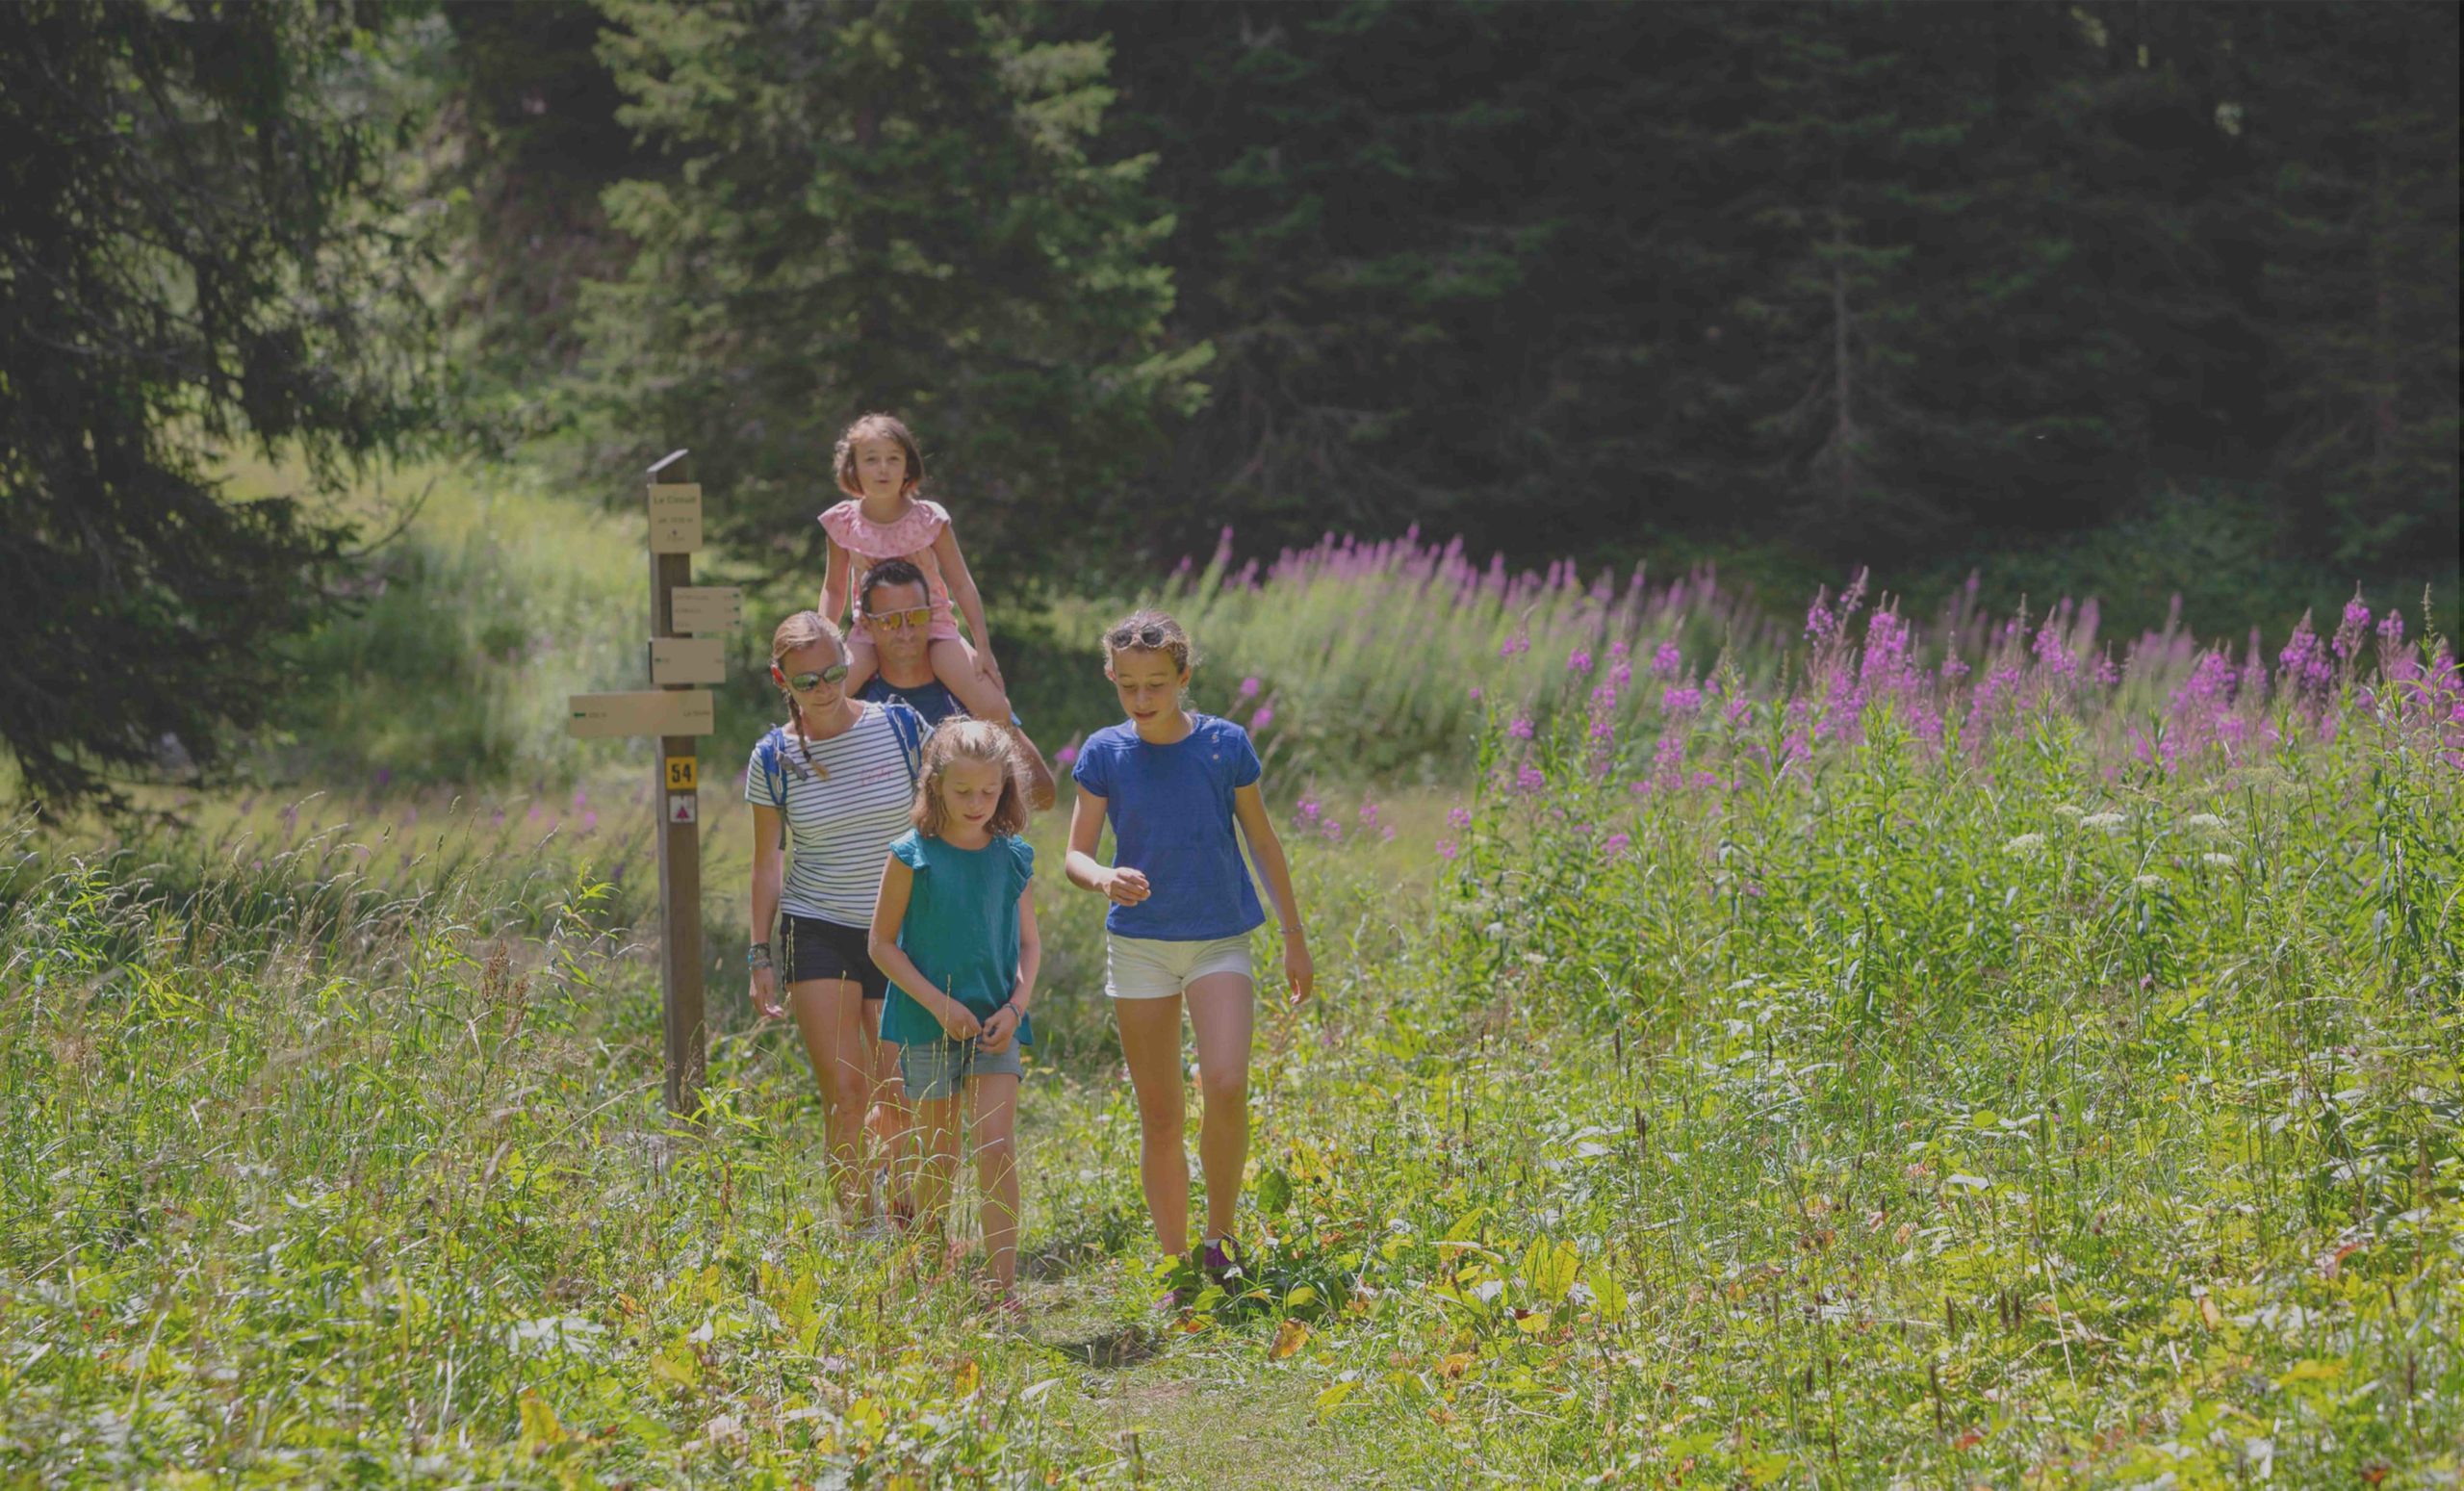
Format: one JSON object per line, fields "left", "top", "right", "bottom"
{"left": 1102, "top": 607, "right": 1195, "bottom": 673}
{"left": 911, "top": 719, "right": 1031, "bottom": 838}
{"left": 770, "top": 609, "right": 844, "bottom": 669}
{"left": 768, "top": 610, "right": 846, "bottom": 777}
{"left": 834, "top": 412, "right": 924, "bottom": 500}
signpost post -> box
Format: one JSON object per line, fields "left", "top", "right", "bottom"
{"left": 567, "top": 450, "right": 743, "bottom": 1118}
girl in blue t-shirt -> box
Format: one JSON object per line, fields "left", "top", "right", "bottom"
{"left": 868, "top": 720, "right": 1041, "bottom": 1306}
{"left": 1064, "top": 609, "right": 1313, "bottom": 1289}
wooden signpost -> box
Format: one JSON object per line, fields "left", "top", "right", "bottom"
{"left": 567, "top": 450, "right": 743, "bottom": 1118}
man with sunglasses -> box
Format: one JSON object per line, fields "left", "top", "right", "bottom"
{"left": 855, "top": 557, "right": 1058, "bottom": 810}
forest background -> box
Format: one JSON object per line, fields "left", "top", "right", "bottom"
{"left": 2, "top": 0, "right": 2457, "bottom": 806}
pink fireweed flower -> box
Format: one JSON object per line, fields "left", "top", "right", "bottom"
{"left": 1610, "top": 661, "right": 1632, "bottom": 687}
{"left": 1514, "top": 764, "right": 1547, "bottom": 793}
{"left": 1507, "top": 716, "right": 1536, "bottom": 740}
{"left": 2332, "top": 592, "right": 2370, "bottom": 660}
{"left": 1358, "top": 800, "right": 1381, "bottom": 830}
{"left": 1296, "top": 794, "right": 1321, "bottom": 824}
{"left": 1602, "top": 832, "right": 1631, "bottom": 861}
{"left": 1239, "top": 676, "right": 1262, "bottom": 699}
{"left": 2378, "top": 611, "right": 2406, "bottom": 648}
{"left": 1662, "top": 685, "right": 1703, "bottom": 717}
{"left": 2277, "top": 612, "right": 2332, "bottom": 696}
{"left": 1055, "top": 745, "right": 1080, "bottom": 768}
{"left": 1447, "top": 806, "right": 1473, "bottom": 830}
{"left": 1500, "top": 634, "right": 1530, "bottom": 658}
{"left": 1252, "top": 706, "right": 1275, "bottom": 731}
{"left": 1436, "top": 838, "right": 1459, "bottom": 861}
{"left": 1651, "top": 642, "right": 1682, "bottom": 680}
{"left": 1468, "top": 685, "right": 1484, "bottom": 702}
{"left": 1568, "top": 647, "right": 1594, "bottom": 674}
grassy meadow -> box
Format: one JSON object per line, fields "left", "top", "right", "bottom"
{"left": 5, "top": 463, "right": 2461, "bottom": 1486}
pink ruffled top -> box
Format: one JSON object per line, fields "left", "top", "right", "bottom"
{"left": 818, "top": 497, "right": 962, "bottom": 641}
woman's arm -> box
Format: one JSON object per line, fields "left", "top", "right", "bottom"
{"left": 930, "top": 521, "right": 1001, "bottom": 681}
{"left": 750, "top": 805, "right": 785, "bottom": 1018}
{"left": 818, "top": 535, "right": 851, "bottom": 623}
{"left": 1232, "top": 782, "right": 1314, "bottom": 1004}
{"left": 981, "top": 887, "right": 1040, "bottom": 1052}
{"left": 867, "top": 854, "right": 981, "bottom": 1040}
{"left": 1064, "top": 784, "right": 1148, "bottom": 904}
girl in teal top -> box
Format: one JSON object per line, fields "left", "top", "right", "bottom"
{"left": 867, "top": 720, "right": 1041, "bottom": 1306}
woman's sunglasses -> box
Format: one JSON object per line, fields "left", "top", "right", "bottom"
{"left": 778, "top": 662, "right": 850, "bottom": 693}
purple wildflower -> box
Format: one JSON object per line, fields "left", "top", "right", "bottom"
{"left": 1436, "top": 838, "right": 1459, "bottom": 861}
{"left": 2332, "top": 592, "right": 2371, "bottom": 660}
{"left": 1568, "top": 648, "right": 1594, "bottom": 675}
{"left": 1447, "top": 806, "right": 1473, "bottom": 829}
{"left": 1252, "top": 706, "right": 1275, "bottom": 732}
{"left": 1240, "top": 676, "right": 1262, "bottom": 699}
{"left": 1515, "top": 764, "right": 1547, "bottom": 793}
{"left": 1662, "top": 685, "right": 1703, "bottom": 717}
{"left": 1602, "top": 832, "right": 1631, "bottom": 861}
{"left": 1507, "top": 716, "right": 1536, "bottom": 740}
{"left": 1651, "top": 642, "right": 1682, "bottom": 680}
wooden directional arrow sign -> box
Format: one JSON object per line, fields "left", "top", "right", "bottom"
{"left": 671, "top": 586, "right": 744, "bottom": 634}
{"left": 651, "top": 637, "right": 727, "bottom": 685}
{"left": 567, "top": 689, "right": 715, "bottom": 738}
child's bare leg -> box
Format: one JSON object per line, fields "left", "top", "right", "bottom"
{"left": 912, "top": 1092, "right": 963, "bottom": 1250}
{"left": 929, "top": 637, "right": 1012, "bottom": 722}
{"left": 866, "top": 1037, "right": 912, "bottom": 1221}
{"left": 843, "top": 631, "right": 881, "bottom": 695}
{"left": 969, "top": 1074, "right": 1022, "bottom": 1296}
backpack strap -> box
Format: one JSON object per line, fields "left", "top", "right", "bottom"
{"left": 761, "top": 725, "right": 793, "bottom": 850}
{"left": 882, "top": 702, "right": 926, "bottom": 785}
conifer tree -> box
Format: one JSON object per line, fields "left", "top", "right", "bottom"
{"left": 582, "top": 0, "right": 1205, "bottom": 579}
{"left": 0, "top": 0, "right": 430, "bottom": 809}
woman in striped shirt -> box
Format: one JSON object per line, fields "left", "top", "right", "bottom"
{"left": 747, "top": 610, "right": 927, "bottom": 1232}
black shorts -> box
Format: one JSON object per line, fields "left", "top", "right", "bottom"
{"left": 783, "top": 914, "right": 887, "bottom": 1001}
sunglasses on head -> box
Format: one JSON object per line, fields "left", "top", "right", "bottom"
{"left": 778, "top": 662, "right": 850, "bottom": 692}
{"left": 869, "top": 604, "right": 934, "bottom": 633}
{"left": 1121, "top": 625, "right": 1171, "bottom": 649}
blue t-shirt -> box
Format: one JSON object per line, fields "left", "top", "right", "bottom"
{"left": 858, "top": 675, "right": 963, "bottom": 730}
{"left": 858, "top": 674, "right": 1030, "bottom": 733}
{"left": 1070, "top": 714, "right": 1266, "bottom": 941}
{"left": 879, "top": 830, "right": 1036, "bottom": 1047}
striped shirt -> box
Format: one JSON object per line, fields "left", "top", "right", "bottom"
{"left": 744, "top": 705, "right": 921, "bottom": 926}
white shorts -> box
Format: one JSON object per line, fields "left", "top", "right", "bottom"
{"left": 1104, "top": 933, "right": 1254, "bottom": 1000}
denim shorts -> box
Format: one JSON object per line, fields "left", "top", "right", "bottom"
{"left": 898, "top": 1038, "right": 1025, "bottom": 1101}
{"left": 1104, "top": 932, "right": 1254, "bottom": 1000}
